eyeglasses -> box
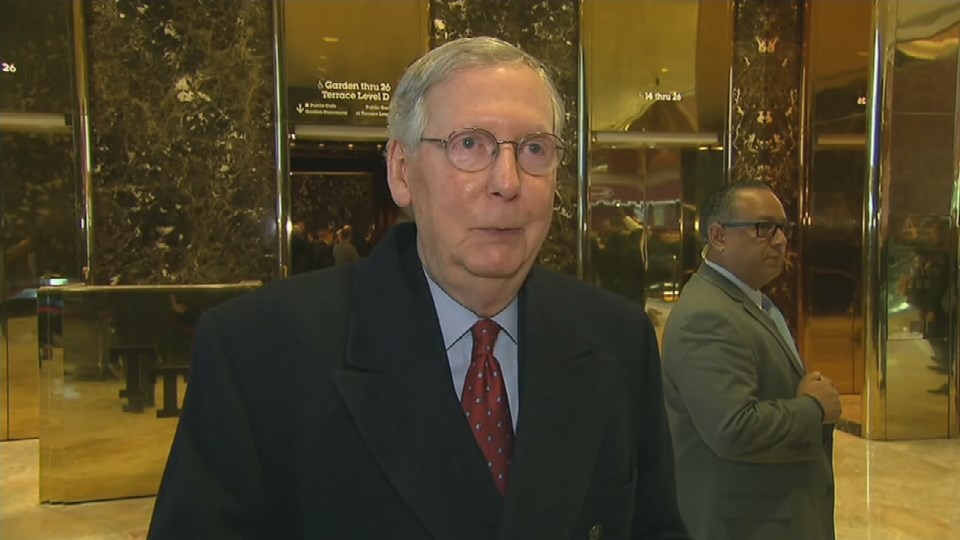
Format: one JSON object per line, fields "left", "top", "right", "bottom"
{"left": 721, "top": 220, "right": 795, "bottom": 239}
{"left": 419, "top": 127, "right": 565, "bottom": 176}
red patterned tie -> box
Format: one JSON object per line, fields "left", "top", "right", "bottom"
{"left": 461, "top": 319, "right": 514, "bottom": 496}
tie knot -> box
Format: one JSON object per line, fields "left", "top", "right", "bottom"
{"left": 762, "top": 295, "right": 774, "bottom": 312}
{"left": 471, "top": 319, "right": 500, "bottom": 355}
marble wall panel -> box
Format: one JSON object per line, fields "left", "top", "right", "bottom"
{"left": 429, "top": 0, "right": 580, "bottom": 274}
{"left": 730, "top": 0, "right": 804, "bottom": 326}
{"left": 86, "top": 0, "right": 277, "bottom": 285}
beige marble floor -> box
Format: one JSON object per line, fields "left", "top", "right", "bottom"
{"left": 2, "top": 432, "right": 959, "bottom": 539}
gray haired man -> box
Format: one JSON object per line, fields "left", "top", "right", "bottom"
{"left": 149, "top": 37, "right": 688, "bottom": 540}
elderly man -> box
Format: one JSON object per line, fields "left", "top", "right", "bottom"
{"left": 148, "top": 37, "right": 687, "bottom": 540}
{"left": 660, "top": 181, "right": 841, "bottom": 540}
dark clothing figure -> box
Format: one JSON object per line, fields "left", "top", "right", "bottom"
{"left": 148, "top": 223, "right": 688, "bottom": 540}
{"left": 290, "top": 234, "right": 312, "bottom": 275}
{"left": 311, "top": 241, "right": 335, "bottom": 270}
{"left": 902, "top": 245, "right": 951, "bottom": 392}
{"left": 333, "top": 240, "right": 360, "bottom": 266}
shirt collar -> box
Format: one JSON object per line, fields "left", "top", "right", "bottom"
{"left": 704, "top": 259, "right": 764, "bottom": 309}
{"left": 423, "top": 269, "right": 519, "bottom": 350}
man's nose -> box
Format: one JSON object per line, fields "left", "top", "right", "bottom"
{"left": 489, "top": 143, "right": 521, "bottom": 199}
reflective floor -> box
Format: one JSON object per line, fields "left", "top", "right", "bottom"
{"left": 1, "top": 432, "right": 958, "bottom": 539}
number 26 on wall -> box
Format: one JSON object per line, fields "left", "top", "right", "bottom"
{"left": 1, "top": 62, "right": 18, "bottom": 73}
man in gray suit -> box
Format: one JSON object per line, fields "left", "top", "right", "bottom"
{"left": 660, "top": 181, "right": 841, "bottom": 540}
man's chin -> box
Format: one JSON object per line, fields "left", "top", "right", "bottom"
{"left": 463, "top": 254, "right": 530, "bottom": 281}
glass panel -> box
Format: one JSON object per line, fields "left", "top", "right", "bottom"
{"left": 38, "top": 284, "right": 259, "bottom": 502}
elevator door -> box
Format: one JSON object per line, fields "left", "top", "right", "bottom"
{"left": 1, "top": 0, "right": 82, "bottom": 440}
{"left": 801, "top": 0, "right": 871, "bottom": 395}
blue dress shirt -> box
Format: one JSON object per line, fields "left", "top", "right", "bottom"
{"left": 424, "top": 271, "right": 520, "bottom": 428}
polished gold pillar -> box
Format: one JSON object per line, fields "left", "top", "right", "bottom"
{"left": 864, "top": 0, "right": 960, "bottom": 440}
{"left": 38, "top": 283, "right": 260, "bottom": 503}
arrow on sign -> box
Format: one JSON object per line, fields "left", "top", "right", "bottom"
{"left": 296, "top": 104, "right": 304, "bottom": 114}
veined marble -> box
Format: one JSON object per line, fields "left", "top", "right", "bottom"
{"left": 85, "top": 0, "right": 277, "bottom": 285}
{"left": 730, "top": 0, "right": 804, "bottom": 327}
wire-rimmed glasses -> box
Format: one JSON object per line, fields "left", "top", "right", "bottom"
{"left": 419, "top": 127, "right": 565, "bottom": 176}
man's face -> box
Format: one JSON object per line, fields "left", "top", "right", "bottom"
{"left": 714, "top": 188, "right": 788, "bottom": 289}
{"left": 387, "top": 65, "right": 557, "bottom": 287}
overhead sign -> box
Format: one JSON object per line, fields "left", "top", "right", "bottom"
{"left": 289, "top": 78, "right": 393, "bottom": 125}
{"left": 284, "top": 1, "right": 426, "bottom": 128}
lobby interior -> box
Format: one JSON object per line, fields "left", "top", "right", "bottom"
{"left": 2, "top": 1, "right": 959, "bottom": 539}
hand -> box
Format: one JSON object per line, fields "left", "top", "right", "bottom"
{"left": 797, "top": 371, "right": 842, "bottom": 424}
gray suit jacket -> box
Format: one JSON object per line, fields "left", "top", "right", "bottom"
{"left": 660, "top": 263, "right": 835, "bottom": 540}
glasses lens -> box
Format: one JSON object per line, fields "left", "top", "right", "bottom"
{"left": 755, "top": 221, "right": 794, "bottom": 239}
{"left": 756, "top": 222, "right": 777, "bottom": 238}
{"left": 446, "top": 129, "right": 496, "bottom": 172}
{"left": 517, "top": 134, "right": 561, "bottom": 175}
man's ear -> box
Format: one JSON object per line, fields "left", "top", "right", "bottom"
{"left": 386, "top": 139, "right": 412, "bottom": 208}
{"left": 707, "top": 222, "right": 726, "bottom": 252}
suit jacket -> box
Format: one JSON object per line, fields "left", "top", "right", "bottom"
{"left": 660, "top": 264, "right": 835, "bottom": 540}
{"left": 148, "top": 222, "right": 688, "bottom": 540}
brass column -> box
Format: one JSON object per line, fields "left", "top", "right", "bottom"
{"left": 72, "top": 0, "right": 93, "bottom": 284}
{"left": 272, "top": 0, "right": 291, "bottom": 278}
{"left": 863, "top": 0, "right": 960, "bottom": 440}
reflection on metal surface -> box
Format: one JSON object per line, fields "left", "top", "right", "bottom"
{"left": 0, "top": 112, "right": 69, "bottom": 133}
{"left": 577, "top": 37, "right": 589, "bottom": 280}
{"left": 582, "top": 0, "right": 731, "bottom": 334}
{"left": 1, "top": 304, "right": 7, "bottom": 440}
{"left": 815, "top": 134, "right": 867, "bottom": 149}
{"left": 293, "top": 124, "right": 388, "bottom": 141}
{"left": 802, "top": 150, "right": 866, "bottom": 397}
{"left": 886, "top": 216, "right": 954, "bottom": 438}
{"left": 38, "top": 283, "right": 259, "bottom": 502}
{"left": 1, "top": 130, "right": 79, "bottom": 441}
{"left": 862, "top": 0, "right": 894, "bottom": 441}
{"left": 273, "top": 0, "right": 291, "bottom": 278}
{"left": 863, "top": 0, "right": 960, "bottom": 440}
{"left": 585, "top": 144, "right": 723, "bottom": 334}
{"left": 6, "top": 315, "right": 39, "bottom": 439}
{"left": 583, "top": 0, "right": 732, "bottom": 134}
{"left": 73, "top": 0, "right": 94, "bottom": 284}
{"left": 593, "top": 131, "right": 720, "bottom": 147}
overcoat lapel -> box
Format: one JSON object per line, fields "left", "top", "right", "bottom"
{"left": 333, "top": 224, "right": 502, "bottom": 540}
{"left": 500, "top": 267, "right": 614, "bottom": 539}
